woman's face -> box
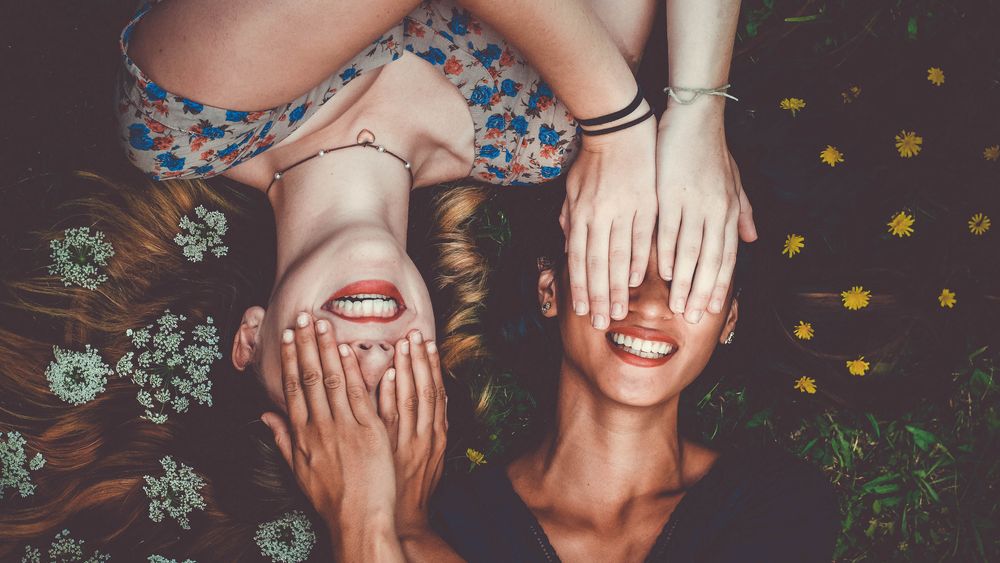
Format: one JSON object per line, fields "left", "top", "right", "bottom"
{"left": 234, "top": 225, "right": 436, "bottom": 408}
{"left": 541, "top": 247, "right": 738, "bottom": 408}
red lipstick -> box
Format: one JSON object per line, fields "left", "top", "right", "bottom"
{"left": 323, "top": 280, "right": 406, "bottom": 323}
{"left": 605, "top": 326, "right": 680, "bottom": 368}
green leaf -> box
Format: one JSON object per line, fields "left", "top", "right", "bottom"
{"left": 865, "top": 413, "right": 880, "bottom": 439}
{"left": 907, "top": 16, "right": 918, "bottom": 40}
{"left": 872, "top": 499, "right": 882, "bottom": 514}
{"left": 785, "top": 14, "right": 820, "bottom": 23}
{"left": 905, "top": 425, "right": 938, "bottom": 451}
{"left": 746, "top": 20, "right": 759, "bottom": 38}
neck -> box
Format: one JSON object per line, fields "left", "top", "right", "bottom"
{"left": 267, "top": 146, "right": 412, "bottom": 273}
{"left": 524, "top": 363, "right": 687, "bottom": 505}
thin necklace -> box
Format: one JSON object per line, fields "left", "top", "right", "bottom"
{"left": 265, "top": 128, "right": 413, "bottom": 196}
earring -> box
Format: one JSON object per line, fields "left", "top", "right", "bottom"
{"left": 724, "top": 330, "right": 735, "bottom": 345}
{"left": 541, "top": 302, "right": 552, "bottom": 313}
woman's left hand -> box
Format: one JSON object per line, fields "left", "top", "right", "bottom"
{"left": 653, "top": 107, "right": 758, "bottom": 324}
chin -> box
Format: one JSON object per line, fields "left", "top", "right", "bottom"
{"left": 596, "top": 368, "right": 682, "bottom": 408}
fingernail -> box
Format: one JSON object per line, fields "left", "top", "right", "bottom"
{"left": 426, "top": 340, "right": 437, "bottom": 354}
{"left": 672, "top": 298, "right": 685, "bottom": 313}
{"left": 386, "top": 368, "right": 396, "bottom": 382}
{"left": 410, "top": 330, "right": 423, "bottom": 344}
{"left": 260, "top": 416, "right": 271, "bottom": 429}
{"left": 709, "top": 299, "right": 723, "bottom": 314}
{"left": 315, "top": 319, "right": 329, "bottom": 334}
{"left": 611, "top": 303, "right": 624, "bottom": 318}
{"left": 282, "top": 329, "right": 294, "bottom": 344}
{"left": 400, "top": 340, "right": 410, "bottom": 354}
{"left": 592, "top": 314, "right": 606, "bottom": 329}
{"left": 687, "top": 309, "right": 703, "bottom": 323}
{"left": 629, "top": 272, "right": 641, "bottom": 287}
{"left": 574, "top": 301, "right": 587, "bottom": 315}
{"left": 296, "top": 312, "right": 310, "bottom": 328}
{"left": 338, "top": 344, "right": 350, "bottom": 357}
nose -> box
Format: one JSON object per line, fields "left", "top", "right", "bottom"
{"left": 351, "top": 340, "right": 394, "bottom": 389}
{"left": 630, "top": 247, "right": 675, "bottom": 321}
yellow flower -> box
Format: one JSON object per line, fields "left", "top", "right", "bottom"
{"left": 782, "top": 234, "right": 805, "bottom": 257}
{"left": 968, "top": 213, "right": 991, "bottom": 235}
{"left": 841, "top": 286, "right": 871, "bottom": 310}
{"left": 984, "top": 145, "right": 1000, "bottom": 162}
{"left": 887, "top": 211, "right": 915, "bottom": 237}
{"left": 938, "top": 288, "right": 956, "bottom": 308}
{"left": 841, "top": 85, "right": 862, "bottom": 104}
{"left": 895, "top": 130, "right": 923, "bottom": 158}
{"left": 846, "top": 356, "right": 870, "bottom": 376}
{"left": 466, "top": 448, "right": 487, "bottom": 466}
{"left": 780, "top": 97, "right": 806, "bottom": 116}
{"left": 794, "top": 376, "right": 817, "bottom": 394}
{"left": 793, "top": 321, "right": 814, "bottom": 340}
{"left": 926, "top": 67, "right": 945, "bottom": 86}
{"left": 820, "top": 145, "right": 845, "bottom": 167}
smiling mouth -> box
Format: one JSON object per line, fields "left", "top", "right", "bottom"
{"left": 606, "top": 329, "right": 680, "bottom": 366}
{"left": 323, "top": 280, "right": 406, "bottom": 323}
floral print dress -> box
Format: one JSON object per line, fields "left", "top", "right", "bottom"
{"left": 116, "top": 0, "right": 581, "bottom": 185}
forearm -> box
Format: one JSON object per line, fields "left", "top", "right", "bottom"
{"left": 664, "top": 0, "right": 742, "bottom": 116}
{"left": 457, "top": 0, "right": 638, "bottom": 118}
{"left": 331, "top": 515, "right": 405, "bottom": 563}
{"left": 400, "top": 530, "right": 466, "bottom": 563}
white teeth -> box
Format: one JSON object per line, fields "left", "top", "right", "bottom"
{"left": 373, "top": 300, "right": 384, "bottom": 315}
{"left": 624, "top": 335, "right": 633, "bottom": 347}
{"left": 641, "top": 340, "right": 653, "bottom": 353}
{"left": 608, "top": 333, "right": 677, "bottom": 359}
{"left": 362, "top": 300, "right": 373, "bottom": 316}
{"left": 332, "top": 295, "right": 401, "bottom": 318}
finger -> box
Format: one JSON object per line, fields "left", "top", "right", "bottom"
{"left": 657, "top": 201, "right": 682, "bottom": 282}
{"left": 315, "top": 318, "right": 350, "bottom": 416}
{"left": 567, "top": 221, "right": 589, "bottom": 317}
{"left": 669, "top": 215, "right": 703, "bottom": 317}
{"left": 559, "top": 197, "right": 570, "bottom": 253}
{"left": 338, "top": 343, "right": 378, "bottom": 426}
{"left": 294, "top": 312, "right": 332, "bottom": 422}
{"left": 378, "top": 368, "right": 399, "bottom": 451}
{"left": 585, "top": 220, "right": 611, "bottom": 330}
{"left": 279, "top": 328, "right": 308, "bottom": 428}
{"left": 608, "top": 218, "right": 632, "bottom": 321}
{"left": 629, "top": 210, "right": 655, "bottom": 288}
{"left": 394, "top": 338, "right": 417, "bottom": 444}
{"left": 408, "top": 331, "right": 436, "bottom": 439}
{"left": 426, "top": 340, "right": 447, "bottom": 446}
{"left": 731, "top": 155, "right": 757, "bottom": 242}
{"left": 709, "top": 213, "right": 740, "bottom": 315}
{"left": 261, "top": 413, "right": 293, "bottom": 469}
{"left": 685, "top": 213, "right": 725, "bottom": 324}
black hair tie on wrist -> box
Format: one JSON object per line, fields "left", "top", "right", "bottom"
{"left": 576, "top": 87, "right": 644, "bottom": 127}
{"left": 578, "top": 109, "right": 654, "bottom": 136}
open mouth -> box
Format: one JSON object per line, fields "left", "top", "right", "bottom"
{"left": 322, "top": 280, "right": 406, "bottom": 323}
{"left": 606, "top": 328, "right": 679, "bottom": 366}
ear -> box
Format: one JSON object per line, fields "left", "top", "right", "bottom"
{"left": 232, "top": 306, "right": 266, "bottom": 372}
{"left": 719, "top": 293, "right": 739, "bottom": 344}
{"left": 537, "top": 268, "right": 558, "bottom": 317}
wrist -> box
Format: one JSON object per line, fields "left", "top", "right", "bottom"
{"left": 330, "top": 508, "right": 396, "bottom": 553}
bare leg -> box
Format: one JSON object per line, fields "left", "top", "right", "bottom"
{"left": 583, "top": 0, "right": 658, "bottom": 72}
{"left": 127, "top": 0, "right": 422, "bottom": 110}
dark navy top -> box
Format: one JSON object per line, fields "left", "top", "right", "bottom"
{"left": 430, "top": 443, "right": 840, "bottom": 562}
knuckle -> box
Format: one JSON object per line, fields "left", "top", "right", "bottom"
{"left": 404, "top": 396, "right": 420, "bottom": 412}
{"left": 436, "top": 386, "right": 447, "bottom": 401}
{"left": 300, "top": 368, "right": 322, "bottom": 386}
{"left": 381, "top": 413, "right": 399, "bottom": 427}
{"left": 684, "top": 244, "right": 701, "bottom": 259}
{"left": 421, "top": 385, "right": 438, "bottom": 401}
{"left": 323, "top": 373, "right": 344, "bottom": 390}
{"left": 347, "top": 385, "right": 367, "bottom": 401}
{"left": 283, "top": 379, "right": 300, "bottom": 394}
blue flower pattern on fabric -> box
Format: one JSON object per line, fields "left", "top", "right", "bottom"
{"left": 144, "top": 82, "right": 166, "bottom": 102}
{"left": 418, "top": 47, "right": 447, "bottom": 65}
{"left": 509, "top": 115, "right": 529, "bottom": 135}
{"left": 540, "top": 166, "right": 561, "bottom": 178}
{"left": 288, "top": 104, "right": 307, "bottom": 125}
{"left": 473, "top": 43, "right": 502, "bottom": 68}
{"left": 182, "top": 98, "right": 203, "bottom": 114}
{"left": 501, "top": 79, "right": 520, "bottom": 97}
{"left": 449, "top": 8, "right": 470, "bottom": 35}
{"left": 539, "top": 125, "right": 559, "bottom": 146}
{"left": 155, "top": 152, "right": 185, "bottom": 171}
{"left": 128, "top": 123, "right": 154, "bottom": 151}
{"left": 479, "top": 145, "right": 500, "bottom": 159}
{"left": 470, "top": 85, "right": 494, "bottom": 106}
{"left": 340, "top": 67, "right": 358, "bottom": 82}
{"left": 225, "top": 110, "right": 248, "bottom": 122}
{"left": 486, "top": 114, "right": 506, "bottom": 130}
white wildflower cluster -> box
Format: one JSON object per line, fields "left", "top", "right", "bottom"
{"left": 21, "top": 529, "right": 110, "bottom": 563}
{"left": 115, "top": 311, "right": 221, "bottom": 424}
{"left": 45, "top": 345, "right": 112, "bottom": 406}
{"left": 148, "top": 556, "right": 196, "bottom": 563}
{"left": 143, "top": 455, "right": 207, "bottom": 530}
{"left": 254, "top": 510, "right": 317, "bottom": 563}
{"left": 1, "top": 430, "right": 45, "bottom": 499}
{"left": 173, "top": 206, "right": 229, "bottom": 263}
{"left": 48, "top": 227, "right": 115, "bottom": 290}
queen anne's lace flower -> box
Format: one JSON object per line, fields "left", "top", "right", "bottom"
{"left": 174, "top": 206, "right": 229, "bottom": 262}
{"left": 148, "top": 556, "right": 196, "bottom": 563}
{"left": 1, "top": 430, "right": 45, "bottom": 499}
{"left": 254, "top": 510, "right": 317, "bottom": 563}
{"left": 45, "top": 345, "right": 112, "bottom": 406}
{"left": 144, "top": 455, "right": 207, "bottom": 530}
{"left": 115, "top": 311, "right": 221, "bottom": 424}
{"left": 21, "top": 529, "right": 110, "bottom": 562}
{"left": 48, "top": 227, "right": 115, "bottom": 290}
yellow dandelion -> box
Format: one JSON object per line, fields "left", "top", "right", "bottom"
{"left": 841, "top": 285, "right": 871, "bottom": 310}
{"left": 846, "top": 356, "right": 870, "bottom": 376}
{"left": 938, "top": 288, "right": 957, "bottom": 308}
{"left": 841, "top": 85, "right": 862, "bottom": 104}
{"left": 887, "top": 211, "right": 915, "bottom": 237}
{"left": 782, "top": 233, "right": 806, "bottom": 257}
{"left": 794, "top": 376, "right": 817, "bottom": 394}
{"left": 895, "top": 130, "right": 923, "bottom": 158}
{"left": 820, "top": 145, "right": 845, "bottom": 167}
{"left": 984, "top": 145, "right": 1000, "bottom": 162}
{"left": 926, "top": 67, "right": 945, "bottom": 86}
{"left": 793, "top": 321, "right": 814, "bottom": 340}
{"left": 466, "top": 448, "right": 487, "bottom": 466}
{"left": 780, "top": 97, "right": 807, "bottom": 116}
{"left": 968, "top": 213, "right": 991, "bottom": 235}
